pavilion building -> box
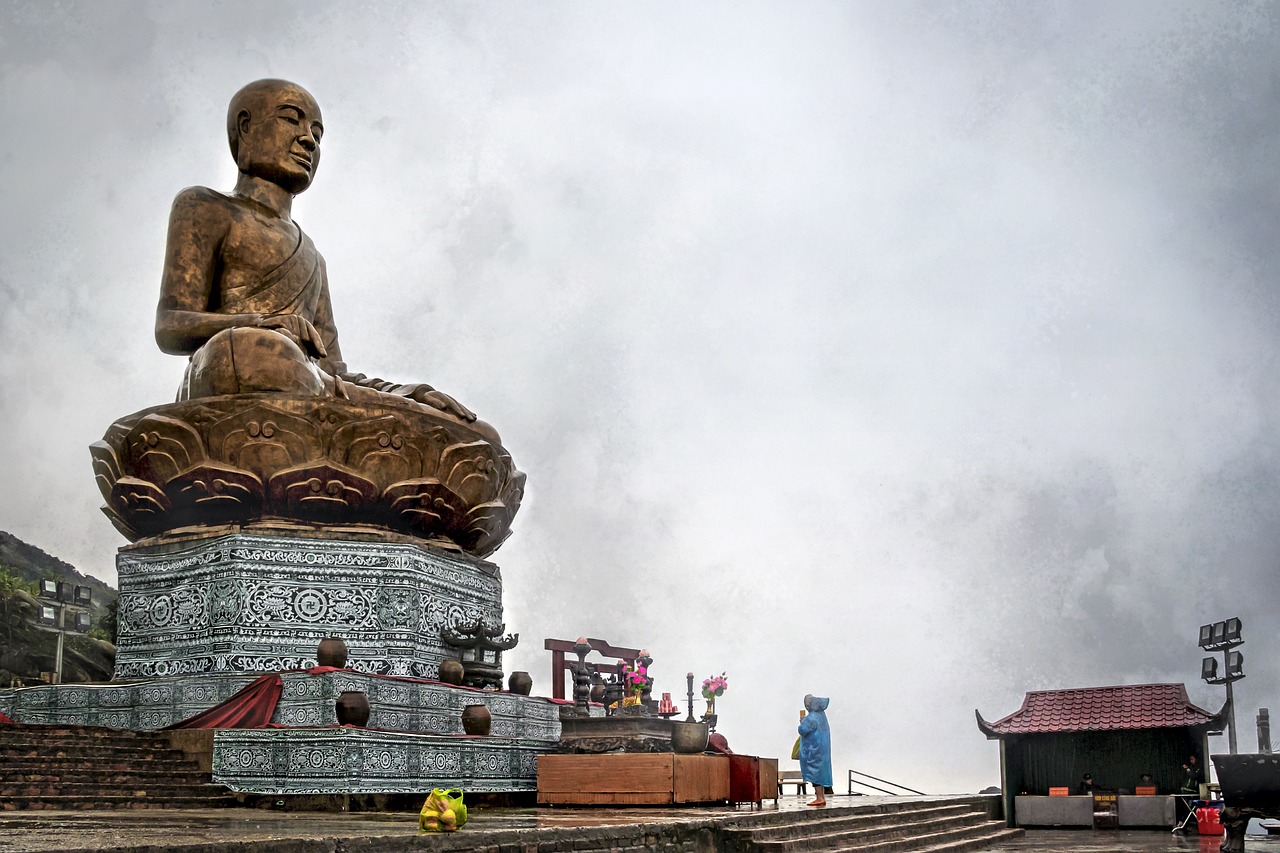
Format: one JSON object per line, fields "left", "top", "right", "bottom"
{"left": 977, "top": 683, "right": 1227, "bottom": 828}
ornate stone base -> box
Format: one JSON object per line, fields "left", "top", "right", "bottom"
{"left": 0, "top": 670, "right": 561, "bottom": 741}
{"left": 114, "top": 531, "right": 502, "bottom": 679}
{"left": 0, "top": 670, "right": 562, "bottom": 794}
{"left": 213, "top": 728, "right": 546, "bottom": 794}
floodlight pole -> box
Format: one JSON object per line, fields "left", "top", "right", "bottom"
{"left": 1225, "top": 675, "right": 1237, "bottom": 755}
{"left": 54, "top": 604, "right": 65, "bottom": 686}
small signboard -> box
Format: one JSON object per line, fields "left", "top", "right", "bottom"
{"left": 1093, "top": 792, "right": 1118, "bottom": 829}
{"left": 1048, "top": 787, "right": 1070, "bottom": 797}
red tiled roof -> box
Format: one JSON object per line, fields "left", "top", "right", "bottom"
{"left": 979, "top": 683, "right": 1220, "bottom": 735}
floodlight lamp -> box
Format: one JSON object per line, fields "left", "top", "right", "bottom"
{"left": 74, "top": 586, "right": 93, "bottom": 606}
{"left": 56, "top": 581, "right": 73, "bottom": 603}
{"left": 1198, "top": 624, "right": 1214, "bottom": 649}
{"left": 1201, "top": 657, "right": 1218, "bottom": 681}
{"left": 37, "top": 605, "right": 57, "bottom": 626}
{"left": 1223, "top": 617, "right": 1242, "bottom": 644}
{"left": 1226, "top": 650, "right": 1244, "bottom": 678}
{"left": 73, "top": 612, "right": 91, "bottom": 633}
{"left": 1211, "top": 621, "right": 1227, "bottom": 645}
{"left": 38, "top": 579, "right": 58, "bottom": 599}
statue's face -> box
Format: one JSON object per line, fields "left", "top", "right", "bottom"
{"left": 237, "top": 83, "right": 324, "bottom": 194}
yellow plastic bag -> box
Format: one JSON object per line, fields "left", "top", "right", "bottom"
{"left": 419, "top": 787, "right": 468, "bottom": 832}
{"left": 791, "top": 737, "right": 801, "bottom": 760}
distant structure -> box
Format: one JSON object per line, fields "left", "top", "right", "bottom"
{"left": 977, "top": 683, "right": 1227, "bottom": 828}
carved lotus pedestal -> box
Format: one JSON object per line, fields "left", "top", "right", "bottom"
{"left": 91, "top": 394, "right": 524, "bottom": 557}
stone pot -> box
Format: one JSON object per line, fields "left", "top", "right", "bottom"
{"left": 336, "top": 690, "right": 370, "bottom": 727}
{"left": 508, "top": 670, "right": 533, "bottom": 695}
{"left": 461, "top": 703, "right": 492, "bottom": 736}
{"left": 671, "top": 721, "right": 710, "bottom": 754}
{"left": 438, "top": 658, "right": 465, "bottom": 685}
{"left": 316, "top": 637, "right": 348, "bottom": 669}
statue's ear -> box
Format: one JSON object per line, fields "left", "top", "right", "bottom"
{"left": 237, "top": 110, "right": 253, "bottom": 141}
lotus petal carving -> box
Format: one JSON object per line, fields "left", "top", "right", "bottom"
{"left": 91, "top": 394, "right": 523, "bottom": 556}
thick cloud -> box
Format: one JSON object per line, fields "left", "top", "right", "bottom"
{"left": 1, "top": 1, "right": 1276, "bottom": 792}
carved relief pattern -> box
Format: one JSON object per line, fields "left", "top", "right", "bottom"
{"left": 211, "top": 728, "right": 551, "bottom": 794}
{"left": 114, "top": 533, "right": 501, "bottom": 680}
{"left": 93, "top": 395, "right": 524, "bottom": 558}
{"left": 0, "top": 669, "right": 562, "bottom": 747}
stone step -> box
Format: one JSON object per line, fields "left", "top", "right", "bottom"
{"left": 0, "top": 793, "right": 238, "bottom": 811}
{"left": 0, "top": 725, "right": 171, "bottom": 743}
{"left": 0, "top": 723, "right": 234, "bottom": 811}
{"left": 911, "top": 828, "right": 1025, "bottom": 853}
{"left": 739, "top": 804, "right": 985, "bottom": 844}
{"left": 0, "top": 782, "right": 228, "bottom": 798}
{"left": 2, "top": 771, "right": 210, "bottom": 785}
{"left": 0, "top": 732, "right": 180, "bottom": 747}
{"left": 818, "top": 821, "right": 1022, "bottom": 853}
{"left": 751, "top": 811, "right": 996, "bottom": 853}
{"left": 0, "top": 753, "right": 199, "bottom": 768}
{"left": 0, "top": 742, "right": 197, "bottom": 758}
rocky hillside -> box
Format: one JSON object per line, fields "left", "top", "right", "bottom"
{"left": 0, "top": 531, "right": 116, "bottom": 686}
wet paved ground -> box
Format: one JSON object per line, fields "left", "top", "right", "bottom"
{"left": 0, "top": 794, "right": 1277, "bottom": 852}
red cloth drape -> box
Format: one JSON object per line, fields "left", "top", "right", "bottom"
{"left": 162, "top": 674, "right": 283, "bottom": 730}
{"left": 0, "top": 711, "right": 14, "bottom": 724}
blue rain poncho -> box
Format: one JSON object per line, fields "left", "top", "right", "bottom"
{"left": 797, "top": 695, "right": 832, "bottom": 788}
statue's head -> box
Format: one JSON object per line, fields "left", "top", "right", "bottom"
{"left": 227, "top": 79, "right": 323, "bottom": 194}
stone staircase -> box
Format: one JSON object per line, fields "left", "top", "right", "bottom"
{"left": 722, "top": 797, "right": 1023, "bottom": 853}
{"left": 0, "top": 723, "right": 237, "bottom": 809}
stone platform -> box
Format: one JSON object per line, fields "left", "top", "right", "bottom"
{"left": 0, "top": 669, "right": 561, "bottom": 738}
{"left": 212, "top": 727, "right": 544, "bottom": 794}
{"left": 0, "top": 669, "right": 562, "bottom": 794}
{"left": 113, "top": 531, "right": 503, "bottom": 679}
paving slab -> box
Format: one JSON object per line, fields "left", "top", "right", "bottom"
{"left": 2, "top": 793, "right": 1274, "bottom": 853}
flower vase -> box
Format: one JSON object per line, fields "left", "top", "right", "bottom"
{"left": 705, "top": 697, "right": 716, "bottom": 717}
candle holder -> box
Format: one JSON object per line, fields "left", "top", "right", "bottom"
{"left": 685, "top": 672, "right": 695, "bottom": 722}
{"left": 572, "top": 637, "right": 592, "bottom": 717}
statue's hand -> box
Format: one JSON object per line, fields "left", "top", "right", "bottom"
{"left": 256, "top": 314, "right": 328, "bottom": 359}
{"left": 404, "top": 385, "right": 478, "bottom": 423}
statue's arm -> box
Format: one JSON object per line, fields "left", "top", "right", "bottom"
{"left": 155, "top": 188, "right": 260, "bottom": 355}
{"left": 311, "top": 255, "right": 346, "bottom": 375}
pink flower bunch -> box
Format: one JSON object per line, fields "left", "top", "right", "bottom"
{"left": 701, "top": 672, "right": 728, "bottom": 699}
{"left": 622, "top": 662, "right": 648, "bottom": 691}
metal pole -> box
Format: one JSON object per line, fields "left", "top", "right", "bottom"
{"left": 1225, "top": 671, "right": 1237, "bottom": 755}
{"left": 54, "top": 605, "right": 65, "bottom": 685}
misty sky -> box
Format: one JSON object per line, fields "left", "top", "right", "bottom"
{"left": 1, "top": 1, "right": 1278, "bottom": 793}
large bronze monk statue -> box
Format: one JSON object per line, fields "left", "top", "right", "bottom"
{"left": 91, "top": 79, "right": 523, "bottom": 556}
{"left": 155, "top": 78, "right": 495, "bottom": 442}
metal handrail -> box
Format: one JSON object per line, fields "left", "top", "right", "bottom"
{"left": 848, "top": 768, "right": 925, "bottom": 796}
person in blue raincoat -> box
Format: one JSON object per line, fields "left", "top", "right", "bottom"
{"left": 798, "top": 694, "right": 832, "bottom": 806}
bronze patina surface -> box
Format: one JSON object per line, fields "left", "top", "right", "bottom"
{"left": 92, "top": 79, "right": 522, "bottom": 555}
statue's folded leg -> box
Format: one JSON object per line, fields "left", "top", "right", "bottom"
{"left": 180, "top": 327, "right": 327, "bottom": 399}
{"left": 335, "top": 379, "right": 501, "bottom": 443}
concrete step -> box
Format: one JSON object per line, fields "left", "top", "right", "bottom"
{"left": 0, "top": 793, "right": 239, "bottom": 811}
{"left": 823, "top": 821, "right": 1023, "bottom": 853}
{"left": 2, "top": 771, "right": 210, "bottom": 785}
{"left": 754, "top": 812, "right": 992, "bottom": 851}
{"left": 1, "top": 758, "right": 200, "bottom": 772}
{"left": 912, "top": 828, "right": 1025, "bottom": 853}
{"left": 741, "top": 804, "right": 984, "bottom": 844}
{"left": 1, "top": 782, "right": 224, "bottom": 798}
{"left": 0, "top": 726, "right": 172, "bottom": 746}
{"left": 0, "top": 723, "right": 234, "bottom": 810}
